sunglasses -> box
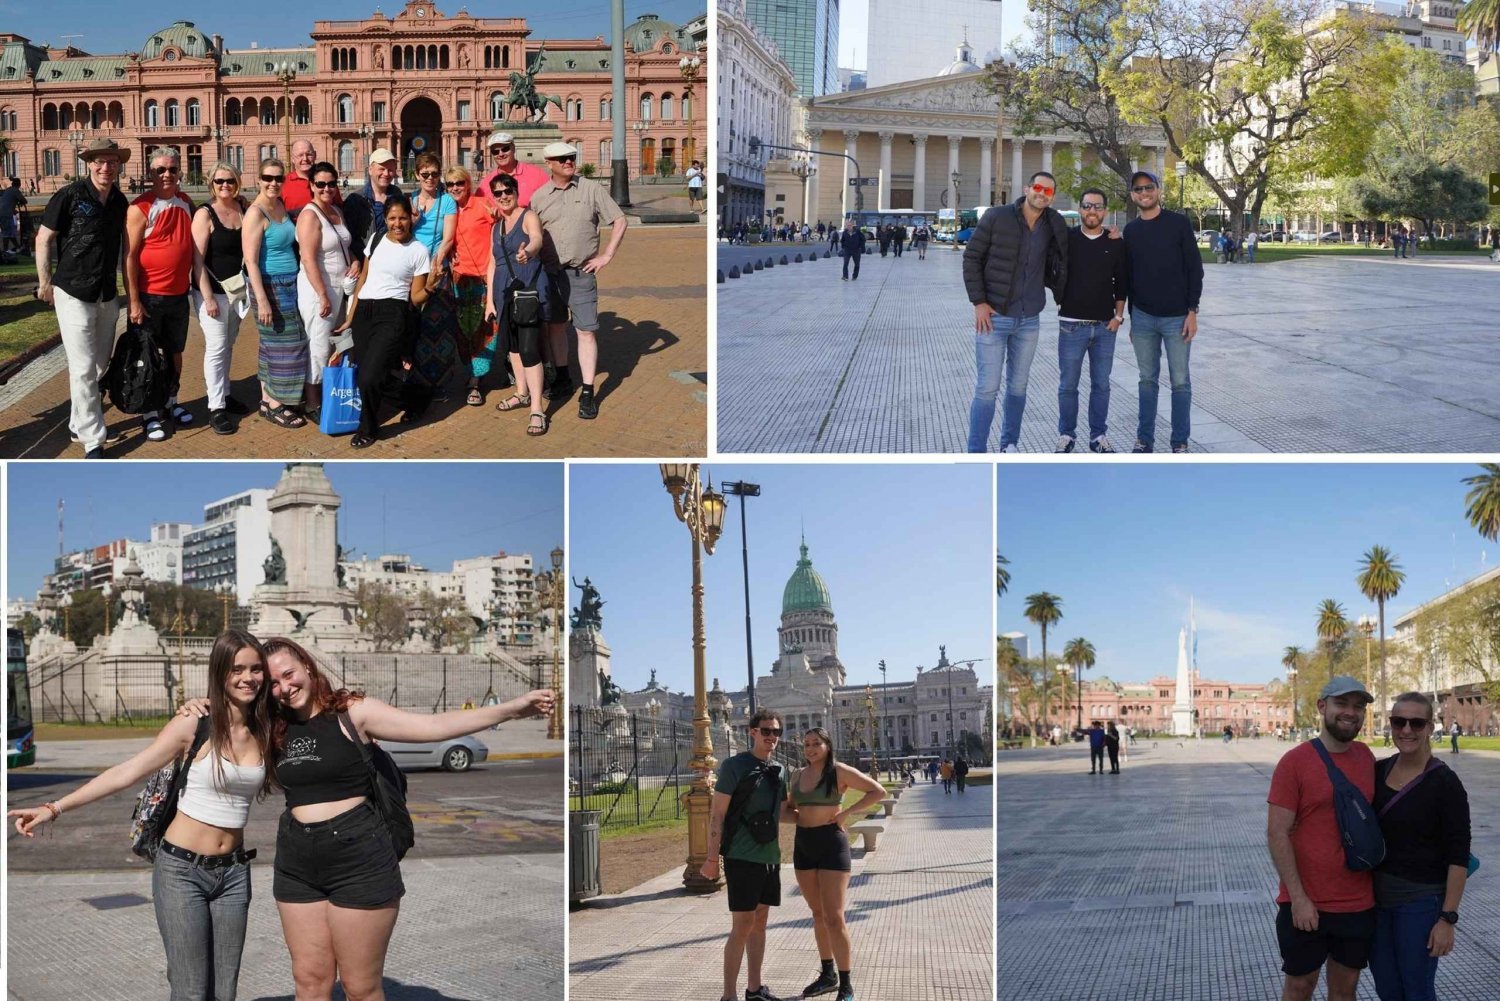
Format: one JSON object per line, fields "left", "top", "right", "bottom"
{"left": 492, "top": 188, "right": 517, "bottom": 198}
{"left": 1080, "top": 202, "right": 1105, "bottom": 211}
{"left": 312, "top": 179, "right": 338, "bottom": 189}
{"left": 1132, "top": 184, "right": 1158, "bottom": 193}
{"left": 550, "top": 156, "right": 577, "bottom": 164}
{"left": 260, "top": 174, "right": 285, "bottom": 183}
{"left": 153, "top": 166, "right": 181, "bottom": 176}
{"left": 755, "top": 726, "right": 783, "bottom": 737}
{"left": 1389, "top": 716, "right": 1430, "bottom": 730}
{"left": 211, "top": 177, "right": 237, "bottom": 186}
{"left": 491, "top": 144, "right": 515, "bottom": 152}
{"left": 445, "top": 180, "right": 467, "bottom": 188}
{"left": 1030, "top": 183, "right": 1054, "bottom": 196}
{"left": 418, "top": 170, "right": 441, "bottom": 179}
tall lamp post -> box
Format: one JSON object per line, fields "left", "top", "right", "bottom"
{"left": 60, "top": 591, "right": 72, "bottom": 644}
{"left": 547, "top": 545, "right": 564, "bottom": 740}
{"left": 356, "top": 123, "right": 377, "bottom": 166}
{"left": 678, "top": 53, "right": 702, "bottom": 166}
{"left": 211, "top": 125, "right": 232, "bottom": 167}
{"left": 102, "top": 581, "right": 113, "bottom": 639}
{"left": 275, "top": 60, "right": 298, "bottom": 161}
{"left": 721, "top": 480, "right": 760, "bottom": 715}
{"left": 217, "top": 582, "right": 233, "bottom": 631}
{"left": 1288, "top": 664, "right": 1298, "bottom": 739}
{"left": 660, "top": 464, "right": 726, "bottom": 891}
{"left": 878, "top": 659, "right": 887, "bottom": 765}
{"left": 864, "top": 686, "right": 877, "bottom": 775}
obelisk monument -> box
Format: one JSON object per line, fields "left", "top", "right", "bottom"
{"left": 1171, "top": 627, "right": 1196, "bottom": 737}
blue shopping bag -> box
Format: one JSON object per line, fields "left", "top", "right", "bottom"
{"left": 320, "top": 356, "right": 361, "bottom": 435}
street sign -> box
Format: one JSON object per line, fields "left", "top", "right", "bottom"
{"left": 847, "top": 177, "right": 879, "bottom": 187}
{"left": 1490, "top": 172, "right": 1500, "bottom": 206}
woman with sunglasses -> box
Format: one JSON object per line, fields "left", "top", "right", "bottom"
{"left": 484, "top": 172, "right": 549, "bottom": 435}
{"left": 1369, "top": 692, "right": 1471, "bottom": 1001}
{"left": 445, "top": 165, "right": 503, "bottom": 407}
{"left": 192, "top": 163, "right": 251, "bottom": 435}
{"left": 295, "top": 160, "right": 358, "bottom": 422}
{"left": 243, "top": 159, "right": 308, "bottom": 428}
{"left": 408, "top": 152, "right": 460, "bottom": 403}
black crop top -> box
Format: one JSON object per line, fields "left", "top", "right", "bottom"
{"left": 275, "top": 712, "right": 373, "bottom": 807}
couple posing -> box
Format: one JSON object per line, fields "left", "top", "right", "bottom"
{"left": 1268, "top": 676, "right": 1472, "bottom": 1001}
{"left": 700, "top": 709, "right": 886, "bottom": 1001}
{"left": 10, "top": 629, "right": 554, "bottom": 1000}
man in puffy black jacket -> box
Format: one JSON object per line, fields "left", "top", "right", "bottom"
{"left": 962, "top": 171, "right": 1069, "bottom": 452}
{"left": 839, "top": 219, "right": 866, "bottom": 280}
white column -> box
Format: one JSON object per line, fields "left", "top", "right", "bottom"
{"left": 1155, "top": 146, "right": 1166, "bottom": 181}
{"left": 912, "top": 134, "right": 928, "bottom": 212}
{"left": 979, "top": 139, "right": 993, "bottom": 206}
{"left": 1041, "top": 139, "right": 1054, "bottom": 175}
{"left": 878, "top": 131, "right": 893, "bottom": 212}
{"left": 947, "top": 134, "right": 961, "bottom": 211}
{"left": 1011, "top": 138, "right": 1024, "bottom": 201}
{"left": 806, "top": 128, "right": 822, "bottom": 222}
{"left": 843, "top": 129, "right": 861, "bottom": 217}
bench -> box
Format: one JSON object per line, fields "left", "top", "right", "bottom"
{"left": 878, "top": 798, "right": 897, "bottom": 817}
{"left": 1001, "top": 739, "right": 1024, "bottom": 750}
{"left": 848, "top": 822, "right": 884, "bottom": 851}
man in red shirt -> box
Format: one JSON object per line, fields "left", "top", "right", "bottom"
{"left": 125, "top": 147, "right": 196, "bottom": 442}
{"left": 282, "top": 139, "right": 342, "bottom": 216}
{"left": 480, "top": 131, "right": 549, "bottom": 209}
{"left": 1267, "top": 675, "right": 1377, "bottom": 1001}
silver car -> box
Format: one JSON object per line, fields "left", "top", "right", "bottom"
{"left": 378, "top": 734, "right": 489, "bottom": 772}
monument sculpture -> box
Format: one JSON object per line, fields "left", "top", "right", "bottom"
{"left": 504, "top": 47, "right": 564, "bottom": 122}
{"left": 263, "top": 539, "right": 287, "bottom": 585}
{"left": 569, "top": 575, "right": 612, "bottom": 708}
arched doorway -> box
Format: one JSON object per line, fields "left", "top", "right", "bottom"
{"left": 398, "top": 96, "right": 443, "bottom": 180}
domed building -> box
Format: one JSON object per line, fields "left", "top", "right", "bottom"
{"left": 774, "top": 537, "right": 844, "bottom": 683}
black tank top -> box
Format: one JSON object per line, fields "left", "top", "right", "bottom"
{"left": 202, "top": 201, "right": 244, "bottom": 294}
{"left": 275, "top": 711, "right": 372, "bottom": 807}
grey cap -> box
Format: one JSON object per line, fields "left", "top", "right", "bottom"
{"left": 1319, "top": 675, "right": 1374, "bottom": 703}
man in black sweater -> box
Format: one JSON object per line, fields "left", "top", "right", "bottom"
{"left": 839, "top": 218, "right": 866, "bottom": 280}
{"left": 1121, "top": 170, "right": 1203, "bottom": 453}
{"left": 1055, "top": 188, "right": 1129, "bottom": 453}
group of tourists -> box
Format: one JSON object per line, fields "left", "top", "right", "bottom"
{"left": 963, "top": 169, "right": 1203, "bottom": 455}
{"left": 833, "top": 217, "right": 936, "bottom": 280}
{"left": 1084, "top": 721, "right": 1124, "bottom": 774}
{"left": 10, "top": 628, "right": 554, "bottom": 999}
{"left": 33, "top": 129, "right": 627, "bottom": 455}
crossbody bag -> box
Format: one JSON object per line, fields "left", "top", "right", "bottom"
{"left": 498, "top": 212, "right": 542, "bottom": 328}
{"left": 306, "top": 200, "right": 357, "bottom": 296}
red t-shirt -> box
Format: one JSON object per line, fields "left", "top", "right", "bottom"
{"left": 480, "top": 161, "right": 549, "bottom": 209}
{"left": 131, "top": 192, "right": 194, "bottom": 296}
{"left": 1267, "top": 740, "right": 1376, "bottom": 912}
{"left": 283, "top": 174, "right": 343, "bottom": 215}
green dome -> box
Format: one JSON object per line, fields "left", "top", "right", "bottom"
{"left": 143, "top": 22, "right": 213, "bottom": 60}
{"left": 781, "top": 539, "right": 833, "bottom": 616}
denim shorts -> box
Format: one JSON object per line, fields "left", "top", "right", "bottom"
{"left": 272, "top": 801, "right": 404, "bottom": 908}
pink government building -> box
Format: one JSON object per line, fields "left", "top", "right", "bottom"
{"left": 0, "top": 1, "right": 706, "bottom": 190}
{"left": 1010, "top": 670, "right": 1291, "bottom": 738}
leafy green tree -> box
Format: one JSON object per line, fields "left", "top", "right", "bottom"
{"left": 1349, "top": 159, "right": 1488, "bottom": 240}
{"left": 144, "top": 583, "right": 223, "bottom": 640}
{"left": 1356, "top": 546, "right": 1404, "bottom": 728}
{"left": 354, "top": 580, "right": 409, "bottom": 650}
{"left": 1024, "top": 592, "right": 1063, "bottom": 728}
{"left": 418, "top": 589, "right": 479, "bottom": 652}
{"left": 1464, "top": 464, "right": 1500, "bottom": 542}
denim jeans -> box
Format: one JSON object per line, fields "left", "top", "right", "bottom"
{"left": 152, "top": 848, "right": 253, "bottom": 1001}
{"left": 1129, "top": 308, "right": 1191, "bottom": 448}
{"left": 842, "top": 253, "right": 860, "bottom": 279}
{"left": 1056, "top": 320, "right": 1116, "bottom": 441}
{"left": 1370, "top": 895, "right": 1441, "bottom": 1001}
{"left": 968, "top": 312, "right": 1040, "bottom": 451}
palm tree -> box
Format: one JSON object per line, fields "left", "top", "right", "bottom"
{"left": 1463, "top": 463, "right": 1500, "bottom": 541}
{"left": 1316, "top": 599, "right": 1349, "bottom": 684}
{"left": 1356, "top": 545, "right": 1405, "bottom": 733}
{"left": 1282, "top": 646, "right": 1304, "bottom": 733}
{"left": 996, "top": 553, "right": 1011, "bottom": 598}
{"left": 1457, "top": 0, "right": 1500, "bottom": 60}
{"left": 1063, "top": 637, "right": 1096, "bottom": 730}
{"left": 1024, "top": 592, "right": 1062, "bottom": 730}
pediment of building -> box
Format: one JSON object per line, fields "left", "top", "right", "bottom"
{"left": 812, "top": 75, "right": 997, "bottom": 118}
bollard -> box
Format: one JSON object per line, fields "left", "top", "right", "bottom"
{"left": 823, "top": 250, "right": 831, "bottom": 259}
{"left": 717, "top": 269, "right": 726, "bottom": 283}
{"left": 766, "top": 257, "right": 775, "bottom": 267}
{"left": 780, "top": 255, "right": 789, "bottom": 265}
{"left": 794, "top": 254, "right": 803, "bottom": 262}
{"left": 808, "top": 255, "right": 817, "bottom": 264}
{"left": 728, "top": 265, "right": 740, "bottom": 279}
{"left": 754, "top": 260, "right": 763, "bottom": 271}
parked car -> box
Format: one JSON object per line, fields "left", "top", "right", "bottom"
{"left": 1290, "top": 230, "right": 1320, "bottom": 243}
{"left": 934, "top": 230, "right": 955, "bottom": 243}
{"left": 1318, "top": 231, "right": 1343, "bottom": 243}
{"left": 379, "top": 734, "right": 489, "bottom": 772}
{"left": 954, "top": 226, "right": 975, "bottom": 244}
{"left": 1260, "top": 229, "right": 1288, "bottom": 243}
{"left": 1196, "top": 229, "right": 1221, "bottom": 246}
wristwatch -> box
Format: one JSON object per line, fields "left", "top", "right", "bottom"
{"left": 1439, "top": 910, "right": 1459, "bottom": 925}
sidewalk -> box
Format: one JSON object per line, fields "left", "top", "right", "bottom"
{"left": 570, "top": 780, "right": 994, "bottom": 1001}
{"left": 996, "top": 740, "right": 1500, "bottom": 1000}
{"left": 0, "top": 226, "right": 705, "bottom": 459}
{"left": 716, "top": 248, "right": 1500, "bottom": 453}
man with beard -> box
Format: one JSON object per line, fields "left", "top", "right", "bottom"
{"left": 1267, "top": 676, "right": 1377, "bottom": 1001}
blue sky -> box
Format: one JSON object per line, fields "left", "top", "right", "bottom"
{"left": 6, "top": 462, "right": 563, "bottom": 596}
{"left": 997, "top": 463, "right": 1497, "bottom": 685}
{"left": 839, "top": 0, "right": 1022, "bottom": 70}
{"left": 568, "top": 463, "right": 993, "bottom": 697}
{"left": 4, "top": 1, "right": 704, "bottom": 59}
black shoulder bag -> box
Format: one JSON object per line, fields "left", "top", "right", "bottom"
{"left": 336, "top": 712, "right": 415, "bottom": 860}
{"left": 499, "top": 212, "right": 543, "bottom": 329}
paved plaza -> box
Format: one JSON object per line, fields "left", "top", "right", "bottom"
{"left": 997, "top": 739, "right": 1500, "bottom": 1000}
{"left": 716, "top": 247, "right": 1500, "bottom": 453}
{"left": 570, "top": 778, "right": 994, "bottom": 1001}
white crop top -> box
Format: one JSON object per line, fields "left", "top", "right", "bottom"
{"left": 176, "top": 753, "right": 264, "bottom": 828}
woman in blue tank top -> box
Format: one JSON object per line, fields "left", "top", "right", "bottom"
{"left": 242, "top": 159, "right": 309, "bottom": 428}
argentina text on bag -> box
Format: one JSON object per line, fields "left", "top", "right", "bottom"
{"left": 319, "top": 356, "right": 362, "bottom": 435}
{"left": 1311, "top": 738, "right": 1385, "bottom": 871}
{"left": 336, "top": 712, "right": 414, "bottom": 859}
{"left": 104, "top": 321, "right": 172, "bottom": 415}
{"left": 130, "top": 716, "right": 212, "bottom": 861}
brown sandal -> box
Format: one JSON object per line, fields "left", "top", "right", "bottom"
{"left": 526, "top": 412, "right": 549, "bottom": 436}
{"left": 496, "top": 393, "right": 531, "bottom": 412}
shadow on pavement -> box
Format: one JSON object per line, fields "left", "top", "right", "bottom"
{"left": 8, "top": 771, "right": 100, "bottom": 793}
{"left": 251, "top": 980, "right": 481, "bottom": 1001}
{"left": 593, "top": 311, "right": 678, "bottom": 406}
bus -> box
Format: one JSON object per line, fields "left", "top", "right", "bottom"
{"left": 8, "top": 627, "right": 35, "bottom": 767}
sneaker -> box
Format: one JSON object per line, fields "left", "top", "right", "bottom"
{"left": 836, "top": 985, "right": 853, "bottom": 1001}
{"left": 745, "top": 988, "right": 784, "bottom": 1001}
{"left": 803, "top": 971, "right": 839, "bottom": 998}
{"left": 1089, "top": 436, "right": 1115, "bottom": 454}
{"left": 1171, "top": 442, "right": 1190, "bottom": 454}
{"left": 1055, "top": 435, "right": 1076, "bottom": 453}
{"left": 578, "top": 386, "right": 599, "bottom": 420}
{"left": 999, "top": 443, "right": 1019, "bottom": 454}
{"left": 210, "top": 409, "right": 235, "bottom": 436}
{"left": 544, "top": 373, "right": 574, "bottom": 402}
{"left": 1131, "top": 440, "right": 1153, "bottom": 454}
{"left": 83, "top": 445, "right": 106, "bottom": 459}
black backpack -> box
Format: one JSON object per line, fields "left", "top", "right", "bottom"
{"left": 336, "top": 712, "right": 414, "bottom": 860}
{"left": 130, "top": 716, "right": 211, "bottom": 861}
{"left": 1310, "top": 739, "right": 1385, "bottom": 871}
{"left": 722, "top": 758, "right": 783, "bottom": 848}
{"left": 104, "top": 321, "right": 171, "bottom": 415}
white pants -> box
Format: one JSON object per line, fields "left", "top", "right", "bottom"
{"left": 55, "top": 286, "right": 121, "bottom": 450}
{"left": 195, "top": 291, "right": 240, "bottom": 411}
{"left": 297, "top": 270, "right": 346, "bottom": 385}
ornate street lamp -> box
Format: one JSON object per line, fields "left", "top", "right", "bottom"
{"left": 275, "top": 60, "right": 298, "bottom": 162}
{"left": 102, "top": 581, "right": 113, "bottom": 639}
{"left": 1176, "top": 160, "right": 1188, "bottom": 213}
{"left": 1287, "top": 664, "right": 1298, "bottom": 738}
{"left": 548, "top": 545, "right": 565, "bottom": 740}
{"left": 218, "top": 581, "right": 234, "bottom": 632}
{"left": 660, "top": 463, "right": 726, "bottom": 892}
{"left": 211, "top": 125, "right": 232, "bottom": 165}
{"left": 678, "top": 53, "right": 702, "bottom": 166}
{"left": 631, "top": 119, "right": 649, "bottom": 178}
{"left": 864, "top": 686, "right": 877, "bottom": 776}
{"left": 60, "top": 590, "right": 72, "bottom": 643}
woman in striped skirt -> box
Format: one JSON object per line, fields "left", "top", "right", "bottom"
{"left": 242, "top": 159, "right": 308, "bottom": 427}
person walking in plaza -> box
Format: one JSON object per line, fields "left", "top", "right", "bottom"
{"left": 282, "top": 140, "right": 341, "bottom": 217}
{"left": 126, "top": 147, "right": 196, "bottom": 442}
{"left": 1368, "top": 692, "right": 1471, "bottom": 1001}
{"left": 701, "top": 709, "right": 790, "bottom": 1001}
{"left": 1, "top": 174, "right": 26, "bottom": 258}
{"left": 1087, "top": 720, "right": 1106, "bottom": 774}
{"left": 963, "top": 171, "right": 1069, "bottom": 453}
{"left": 1054, "top": 188, "right": 1128, "bottom": 454}
{"left": 407, "top": 153, "right": 461, "bottom": 401}
{"left": 829, "top": 223, "right": 840, "bottom": 254}
{"left": 1447, "top": 720, "right": 1459, "bottom": 754}
{"left": 242, "top": 159, "right": 309, "bottom": 429}
{"left": 1266, "top": 676, "right": 1378, "bottom": 1001}
{"left": 342, "top": 149, "right": 403, "bottom": 260}
{"left": 954, "top": 754, "right": 969, "bottom": 793}
{"left": 839, "top": 218, "right": 865, "bottom": 281}
{"left": 894, "top": 222, "right": 907, "bottom": 258}
{"left": 913, "top": 221, "right": 931, "bottom": 260}
{"left": 1105, "top": 723, "right": 1121, "bottom": 774}
{"left": 1246, "top": 229, "right": 1259, "bottom": 264}
{"left": 449, "top": 165, "right": 506, "bottom": 406}
{"left": 1121, "top": 170, "right": 1203, "bottom": 454}
{"left": 192, "top": 163, "right": 253, "bottom": 435}
{"left": 486, "top": 172, "right": 550, "bottom": 437}
{"left": 787, "top": 728, "right": 885, "bottom": 1001}
{"left": 531, "top": 141, "right": 627, "bottom": 420}
{"left": 926, "top": 759, "right": 938, "bottom": 784}
{"left": 294, "top": 160, "right": 358, "bottom": 424}
{"left": 35, "top": 138, "right": 131, "bottom": 457}
{"left": 686, "top": 159, "right": 705, "bottom": 211}
{"left": 939, "top": 757, "right": 954, "bottom": 793}
{"left": 10, "top": 630, "right": 276, "bottom": 1001}
{"left": 479, "top": 131, "right": 550, "bottom": 210}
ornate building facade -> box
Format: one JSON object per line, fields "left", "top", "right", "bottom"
{"left": 1004, "top": 670, "right": 1289, "bottom": 737}
{"left": 0, "top": 2, "right": 704, "bottom": 188}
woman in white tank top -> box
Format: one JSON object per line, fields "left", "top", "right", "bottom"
{"left": 296, "top": 160, "right": 358, "bottom": 421}
{"left": 9, "top": 630, "right": 276, "bottom": 1001}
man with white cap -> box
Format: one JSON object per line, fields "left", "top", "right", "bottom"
{"left": 343, "top": 147, "right": 403, "bottom": 258}
{"left": 529, "top": 140, "right": 627, "bottom": 420}
{"left": 480, "top": 131, "right": 549, "bottom": 210}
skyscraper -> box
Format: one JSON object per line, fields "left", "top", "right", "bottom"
{"left": 744, "top": 0, "right": 840, "bottom": 97}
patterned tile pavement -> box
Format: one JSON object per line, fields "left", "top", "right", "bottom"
{"left": 570, "top": 778, "right": 994, "bottom": 1001}
{"left": 716, "top": 248, "right": 1500, "bottom": 454}
{"left": 997, "top": 739, "right": 1500, "bottom": 999}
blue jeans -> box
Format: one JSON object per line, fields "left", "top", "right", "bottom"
{"left": 152, "top": 848, "right": 253, "bottom": 1001}
{"left": 1056, "top": 320, "right": 1116, "bottom": 441}
{"left": 1370, "top": 895, "right": 1441, "bottom": 1001}
{"left": 1129, "top": 308, "right": 1191, "bottom": 448}
{"left": 968, "top": 312, "right": 1040, "bottom": 452}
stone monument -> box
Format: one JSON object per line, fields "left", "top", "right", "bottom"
{"left": 568, "top": 576, "right": 612, "bottom": 708}
{"left": 28, "top": 579, "right": 77, "bottom": 660}
{"left": 106, "top": 555, "right": 164, "bottom": 656}
{"left": 1171, "top": 627, "right": 1196, "bottom": 737}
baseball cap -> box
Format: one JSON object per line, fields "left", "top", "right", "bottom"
{"left": 368, "top": 147, "right": 398, "bottom": 167}
{"left": 488, "top": 131, "right": 515, "bottom": 148}
{"left": 1319, "top": 675, "right": 1374, "bottom": 704}
{"left": 543, "top": 141, "right": 578, "bottom": 159}
{"left": 1129, "top": 170, "right": 1160, "bottom": 189}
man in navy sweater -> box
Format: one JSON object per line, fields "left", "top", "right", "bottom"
{"left": 1055, "top": 188, "right": 1129, "bottom": 453}
{"left": 1121, "top": 170, "right": 1203, "bottom": 453}
{"left": 839, "top": 218, "right": 866, "bottom": 280}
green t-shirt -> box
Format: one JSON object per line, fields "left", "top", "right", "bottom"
{"left": 714, "top": 751, "right": 783, "bottom": 864}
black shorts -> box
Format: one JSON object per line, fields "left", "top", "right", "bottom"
{"left": 142, "top": 292, "right": 190, "bottom": 354}
{"left": 793, "top": 824, "right": 852, "bottom": 872}
{"left": 1275, "top": 903, "right": 1376, "bottom": 976}
{"left": 273, "top": 801, "right": 405, "bottom": 908}
{"left": 724, "top": 857, "right": 780, "bottom": 912}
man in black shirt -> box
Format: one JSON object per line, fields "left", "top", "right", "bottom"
{"left": 839, "top": 219, "right": 865, "bottom": 280}
{"left": 35, "top": 139, "right": 132, "bottom": 458}
{"left": 1054, "top": 188, "right": 1128, "bottom": 453}
{"left": 0, "top": 176, "right": 26, "bottom": 257}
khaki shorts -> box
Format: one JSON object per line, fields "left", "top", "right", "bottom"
{"left": 546, "top": 267, "right": 599, "bottom": 332}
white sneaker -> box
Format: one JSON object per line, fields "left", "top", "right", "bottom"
{"left": 1089, "top": 437, "right": 1115, "bottom": 454}
{"left": 999, "top": 444, "right": 1020, "bottom": 454}
{"left": 1055, "top": 435, "right": 1076, "bottom": 453}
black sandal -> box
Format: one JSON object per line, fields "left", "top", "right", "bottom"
{"left": 261, "top": 404, "right": 306, "bottom": 429}
{"left": 351, "top": 433, "right": 376, "bottom": 449}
